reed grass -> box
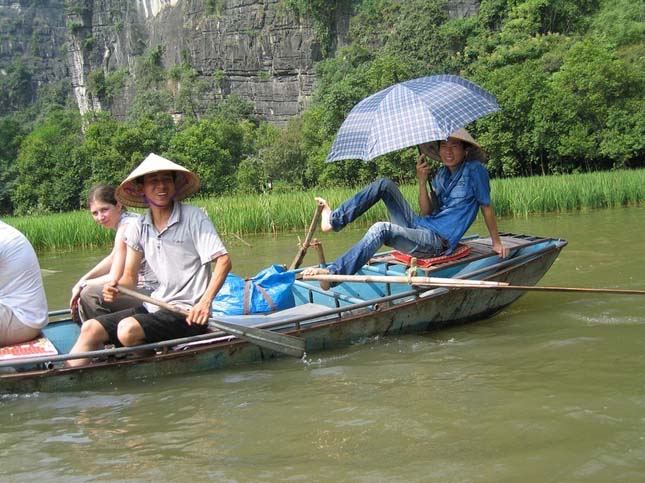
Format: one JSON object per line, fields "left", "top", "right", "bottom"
{"left": 5, "top": 169, "right": 644, "bottom": 251}
{"left": 4, "top": 212, "right": 114, "bottom": 251}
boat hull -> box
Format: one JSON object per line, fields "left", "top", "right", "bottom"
{"left": 0, "top": 235, "right": 565, "bottom": 393}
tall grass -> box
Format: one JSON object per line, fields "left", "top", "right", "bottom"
{"left": 4, "top": 169, "right": 644, "bottom": 251}
{"left": 4, "top": 212, "right": 114, "bottom": 251}
{"left": 491, "top": 169, "right": 645, "bottom": 216}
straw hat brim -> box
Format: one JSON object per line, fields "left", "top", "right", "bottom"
{"left": 422, "top": 127, "right": 486, "bottom": 163}
{"left": 115, "top": 153, "right": 201, "bottom": 208}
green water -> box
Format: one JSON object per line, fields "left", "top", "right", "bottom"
{"left": 2, "top": 207, "right": 645, "bottom": 481}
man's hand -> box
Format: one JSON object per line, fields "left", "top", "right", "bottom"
{"left": 186, "top": 299, "right": 212, "bottom": 326}
{"left": 492, "top": 240, "right": 509, "bottom": 259}
{"left": 103, "top": 281, "right": 119, "bottom": 303}
{"left": 416, "top": 153, "right": 432, "bottom": 184}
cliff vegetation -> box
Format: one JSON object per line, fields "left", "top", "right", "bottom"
{"left": 0, "top": 0, "right": 643, "bottom": 215}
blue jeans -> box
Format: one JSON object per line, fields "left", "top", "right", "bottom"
{"left": 327, "top": 178, "right": 445, "bottom": 276}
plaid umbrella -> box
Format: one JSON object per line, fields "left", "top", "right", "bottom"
{"left": 326, "top": 75, "right": 500, "bottom": 163}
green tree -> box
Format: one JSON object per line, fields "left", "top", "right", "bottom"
{"left": 77, "top": 112, "right": 176, "bottom": 197}
{"left": 12, "top": 110, "right": 85, "bottom": 214}
{"left": 166, "top": 116, "right": 247, "bottom": 195}
{"left": 0, "top": 117, "right": 25, "bottom": 213}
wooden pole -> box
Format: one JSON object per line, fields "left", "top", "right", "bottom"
{"left": 289, "top": 202, "right": 324, "bottom": 270}
{"left": 301, "top": 274, "right": 645, "bottom": 295}
{"left": 302, "top": 274, "right": 509, "bottom": 287}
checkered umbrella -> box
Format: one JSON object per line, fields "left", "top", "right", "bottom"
{"left": 326, "top": 75, "right": 500, "bottom": 163}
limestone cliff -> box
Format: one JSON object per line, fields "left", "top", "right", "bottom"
{"left": 0, "top": 0, "right": 479, "bottom": 125}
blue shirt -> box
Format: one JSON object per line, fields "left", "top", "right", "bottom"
{"left": 416, "top": 160, "right": 491, "bottom": 253}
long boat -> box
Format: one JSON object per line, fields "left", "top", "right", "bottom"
{"left": 0, "top": 232, "right": 566, "bottom": 393}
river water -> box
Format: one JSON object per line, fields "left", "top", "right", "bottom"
{"left": 2, "top": 207, "right": 645, "bottom": 481}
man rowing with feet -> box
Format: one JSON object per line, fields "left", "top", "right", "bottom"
{"left": 303, "top": 128, "right": 508, "bottom": 290}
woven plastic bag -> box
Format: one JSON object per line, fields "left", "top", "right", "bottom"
{"left": 210, "top": 264, "right": 295, "bottom": 316}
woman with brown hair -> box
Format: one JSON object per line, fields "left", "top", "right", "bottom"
{"left": 70, "top": 184, "right": 157, "bottom": 321}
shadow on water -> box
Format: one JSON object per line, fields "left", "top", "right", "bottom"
{"left": 3, "top": 206, "right": 645, "bottom": 481}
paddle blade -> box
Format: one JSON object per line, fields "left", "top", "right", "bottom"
{"left": 208, "top": 319, "right": 305, "bottom": 358}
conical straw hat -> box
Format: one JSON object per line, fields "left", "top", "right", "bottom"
{"left": 423, "top": 127, "right": 487, "bottom": 162}
{"left": 116, "top": 153, "right": 201, "bottom": 208}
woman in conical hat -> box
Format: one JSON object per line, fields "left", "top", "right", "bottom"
{"left": 67, "top": 153, "right": 231, "bottom": 367}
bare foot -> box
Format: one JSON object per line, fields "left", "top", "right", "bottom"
{"left": 302, "top": 267, "right": 331, "bottom": 291}
{"left": 315, "top": 197, "right": 333, "bottom": 232}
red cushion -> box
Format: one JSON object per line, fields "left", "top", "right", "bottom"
{"left": 390, "top": 243, "right": 472, "bottom": 268}
{"left": 0, "top": 337, "right": 58, "bottom": 360}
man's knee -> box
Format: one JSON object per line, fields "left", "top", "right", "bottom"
{"left": 367, "top": 221, "right": 391, "bottom": 241}
{"left": 375, "top": 178, "right": 397, "bottom": 192}
{"left": 117, "top": 318, "right": 144, "bottom": 346}
{"left": 79, "top": 319, "right": 108, "bottom": 344}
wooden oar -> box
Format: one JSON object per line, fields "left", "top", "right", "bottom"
{"left": 302, "top": 274, "right": 645, "bottom": 295}
{"left": 302, "top": 273, "right": 509, "bottom": 287}
{"left": 117, "top": 286, "right": 305, "bottom": 358}
{"left": 289, "top": 202, "right": 324, "bottom": 270}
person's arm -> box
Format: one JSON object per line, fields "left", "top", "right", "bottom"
{"left": 103, "top": 246, "right": 143, "bottom": 303}
{"left": 480, "top": 205, "right": 508, "bottom": 258}
{"left": 107, "top": 224, "right": 128, "bottom": 284}
{"left": 186, "top": 254, "right": 232, "bottom": 325}
{"left": 416, "top": 153, "right": 436, "bottom": 216}
{"left": 69, "top": 247, "right": 116, "bottom": 310}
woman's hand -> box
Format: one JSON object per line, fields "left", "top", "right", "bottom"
{"left": 69, "top": 282, "right": 84, "bottom": 311}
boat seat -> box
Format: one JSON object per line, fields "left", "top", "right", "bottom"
{"left": 369, "top": 243, "right": 472, "bottom": 271}
{"left": 171, "top": 303, "right": 334, "bottom": 351}
{"left": 213, "top": 302, "right": 333, "bottom": 328}
{"left": 0, "top": 336, "right": 58, "bottom": 362}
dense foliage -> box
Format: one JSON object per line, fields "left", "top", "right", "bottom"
{"left": 0, "top": 0, "right": 642, "bottom": 215}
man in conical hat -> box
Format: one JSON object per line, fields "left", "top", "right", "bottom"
{"left": 304, "top": 127, "right": 507, "bottom": 289}
{"left": 68, "top": 153, "right": 231, "bottom": 366}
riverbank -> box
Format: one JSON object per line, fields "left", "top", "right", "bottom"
{"left": 5, "top": 168, "right": 644, "bottom": 251}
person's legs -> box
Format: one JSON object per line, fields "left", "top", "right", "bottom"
{"left": 131, "top": 309, "right": 208, "bottom": 343}
{"left": 66, "top": 319, "right": 110, "bottom": 367}
{"left": 116, "top": 317, "right": 147, "bottom": 346}
{"left": 328, "top": 179, "right": 417, "bottom": 231}
{"left": 328, "top": 222, "right": 445, "bottom": 276}
{"left": 79, "top": 283, "right": 147, "bottom": 321}
{"left": 67, "top": 307, "right": 144, "bottom": 366}
{"left": 0, "top": 303, "right": 41, "bottom": 346}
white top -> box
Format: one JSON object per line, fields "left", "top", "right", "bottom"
{"left": 124, "top": 203, "right": 227, "bottom": 312}
{"left": 0, "top": 221, "right": 48, "bottom": 328}
{"left": 119, "top": 212, "right": 157, "bottom": 291}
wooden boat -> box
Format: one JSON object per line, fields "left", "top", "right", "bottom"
{"left": 0, "top": 232, "right": 566, "bottom": 393}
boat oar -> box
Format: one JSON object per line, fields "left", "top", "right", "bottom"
{"left": 301, "top": 274, "right": 645, "bottom": 295}
{"left": 117, "top": 286, "right": 305, "bottom": 358}
{"left": 302, "top": 273, "right": 509, "bottom": 287}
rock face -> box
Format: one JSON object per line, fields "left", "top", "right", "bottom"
{"left": 0, "top": 0, "right": 68, "bottom": 106}
{"left": 0, "top": 0, "right": 480, "bottom": 125}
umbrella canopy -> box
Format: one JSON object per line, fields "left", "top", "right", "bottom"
{"left": 326, "top": 75, "right": 500, "bottom": 163}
